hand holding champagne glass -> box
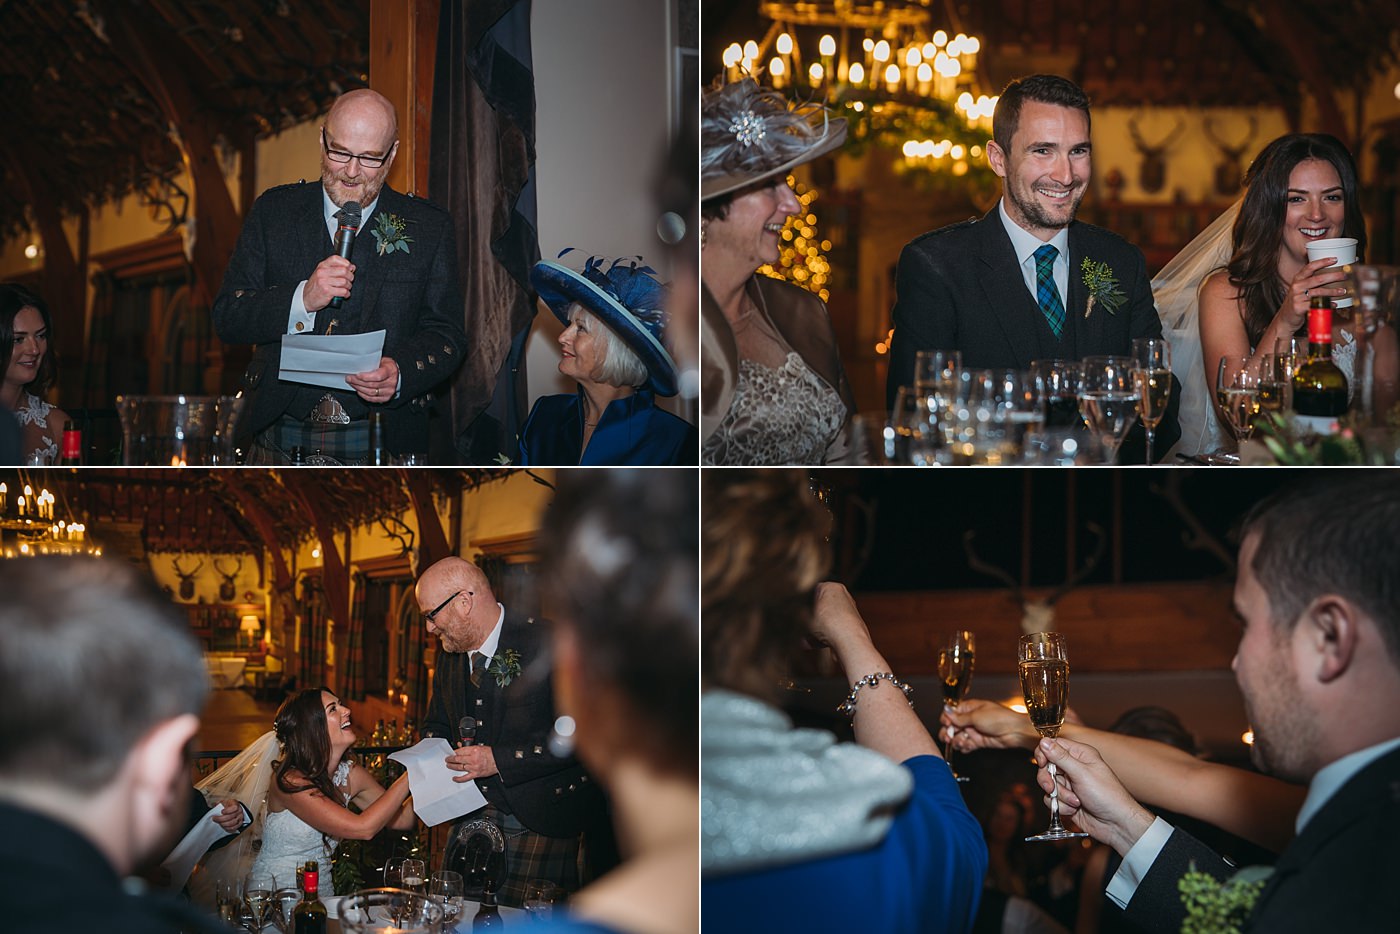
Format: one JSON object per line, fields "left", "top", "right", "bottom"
{"left": 1019, "top": 632, "right": 1088, "bottom": 842}
{"left": 938, "top": 630, "right": 975, "bottom": 782}
{"left": 1131, "top": 338, "right": 1171, "bottom": 465}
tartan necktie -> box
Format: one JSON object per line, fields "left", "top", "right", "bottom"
{"left": 1034, "top": 244, "right": 1066, "bottom": 338}
{"left": 470, "top": 651, "right": 488, "bottom": 688}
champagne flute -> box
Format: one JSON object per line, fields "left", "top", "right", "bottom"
{"left": 216, "top": 879, "right": 243, "bottom": 926}
{"left": 270, "top": 887, "right": 302, "bottom": 934}
{"left": 1078, "top": 355, "right": 1138, "bottom": 461}
{"left": 1131, "top": 338, "right": 1172, "bottom": 465}
{"left": 244, "top": 870, "right": 275, "bottom": 931}
{"left": 938, "top": 630, "right": 975, "bottom": 782}
{"left": 1018, "top": 632, "right": 1089, "bottom": 843}
{"left": 1260, "top": 353, "right": 1295, "bottom": 415}
{"left": 1215, "top": 355, "right": 1262, "bottom": 447}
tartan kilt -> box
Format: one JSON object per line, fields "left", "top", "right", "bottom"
{"left": 453, "top": 804, "right": 584, "bottom": 908}
{"left": 251, "top": 414, "right": 370, "bottom": 465}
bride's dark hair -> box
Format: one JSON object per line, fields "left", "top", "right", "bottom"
{"left": 272, "top": 686, "right": 344, "bottom": 802}
{"left": 1228, "top": 133, "right": 1366, "bottom": 348}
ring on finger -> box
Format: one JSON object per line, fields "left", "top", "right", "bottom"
{"left": 1304, "top": 288, "right": 1310, "bottom": 297}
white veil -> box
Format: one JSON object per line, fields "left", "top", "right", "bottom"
{"left": 187, "top": 730, "right": 281, "bottom": 909}
{"left": 1152, "top": 199, "right": 1241, "bottom": 458}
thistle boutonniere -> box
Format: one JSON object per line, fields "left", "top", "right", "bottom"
{"left": 1081, "top": 257, "right": 1127, "bottom": 319}
{"left": 1178, "top": 863, "right": 1271, "bottom": 934}
{"left": 487, "top": 648, "right": 522, "bottom": 688}
{"left": 371, "top": 212, "right": 413, "bottom": 256}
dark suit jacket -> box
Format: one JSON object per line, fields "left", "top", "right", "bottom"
{"left": 421, "top": 610, "right": 603, "bottom": 838}
{"left": 887, "top": 209, "right": 1180, "bottom": 459}
{"left": 2, "top": 801, "right": 228, "bottom": 934}
{"left": 1123, "top": 744, "right": 1400, "bottom": 933}
{"left": 212, "top": 182, "right": 467, "bottom": 453}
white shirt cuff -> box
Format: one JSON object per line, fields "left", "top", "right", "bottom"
{"left": 288, "top": 280, "right": 316, "bottom": 334}
{"left": 1106, "top": 816, "right": 1174, "bottom": 909}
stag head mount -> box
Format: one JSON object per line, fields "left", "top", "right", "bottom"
{"left": 378, "top": 516, "right": 419, "bottom": 578}
{"left": 171, "top": 555, "right": 203, "bottom": 601}
{"left": 962, "top": 523, "right": 1109, "bottom": 634}
{"left": 1204, "top": 116, "right": 1259, "bottom": 197}
{"left": 214, "top": 557, "right": 242, "bottom": 604}
{"left": 1127, "top": 115, "right": 1184, "bottom": 194}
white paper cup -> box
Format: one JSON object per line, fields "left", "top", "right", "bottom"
{"left": 1306, "top": 238, "right": 1357, "bottom": 307}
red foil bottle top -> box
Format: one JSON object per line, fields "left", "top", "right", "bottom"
{"left": 62, "top": 429, "right": 82, "bottom": 459}
{"left": 1307, "top": 305, "right": 1333, "bottom": 344}
{"left": 303, "top": 869, "right": 318, "bottom": 892}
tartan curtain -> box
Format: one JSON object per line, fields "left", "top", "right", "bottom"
{"left": 402, "top": 597, "right": 430, "bottom": 723}
{"left": 298, "top": 576, "right": 328, "bottom": 690}
{"left": 344, "top": 573, "right": 368, "bottom": 701}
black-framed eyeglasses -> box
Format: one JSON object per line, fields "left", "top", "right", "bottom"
{"left": 424, "top": 590, "right": 470, "bottom": 623}
{"left": 321, "top": 128, "right": 391, "bottom": 169}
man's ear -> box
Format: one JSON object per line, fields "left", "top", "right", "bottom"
{"left": 986, "top": 140, "right": 1008, "bottom": 179}
{"left": 128, "top": 713, "right": 200, "bottom": 864}
{"left": 1301, "top": 595, "right": 1359, "bottom": 684}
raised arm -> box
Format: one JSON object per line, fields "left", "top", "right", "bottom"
{"left": 945, "top": 698, "right": 1302, "bottom": 852}
{"left": 345, "top": 761, "right": 417, "bottom": 832}
{"left": 809, "top": 582, "right": 941, "bottom": 763}
{"left": 279, "top": 768, "right": 413, "bottom": 841}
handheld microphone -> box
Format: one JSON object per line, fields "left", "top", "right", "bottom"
{"left": 458, "top": 716, "right": 478, "bottom": 746}
{"left": 329, "top": 200, "right": 362, "bottom": 310}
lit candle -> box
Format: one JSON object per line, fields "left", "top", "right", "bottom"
{"left": 1, "top": 482, "right": 7, "bottom": 513}
{"left": 17, "top": 495, "right": 25, "bottom": 517}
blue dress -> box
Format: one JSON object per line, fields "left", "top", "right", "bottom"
{"left": 702, "top": 756, "right": 987, "bottom": 933}
{"left": 519, "top": 390, "right": 697, "bottom": 466}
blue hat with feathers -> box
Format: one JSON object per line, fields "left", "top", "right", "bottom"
{"left": 530, "top": 250, "right": 677, "bottom": 397}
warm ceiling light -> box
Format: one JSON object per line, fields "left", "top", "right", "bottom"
{"left": 311, "top": 546, "right": 321, "bottom": 559}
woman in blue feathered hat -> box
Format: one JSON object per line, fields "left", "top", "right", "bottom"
{"left": 520, "top": 254, "right": 697, "bottom": 465}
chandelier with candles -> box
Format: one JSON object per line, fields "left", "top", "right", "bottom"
{"left": 719, "top": 1, "right": 998, "bottom": 178}
{"left": 0, "top": 475, "right": 99, "bottom": 558}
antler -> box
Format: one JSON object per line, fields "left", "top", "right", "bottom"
{"left": 378, "top": 516, "right": 416, "bottom": 559}
{"left": 1128, "top": 115, "right": 1185, "bottom": 155}
{"left": 1045, "top": 522, "right": 1109, "bottom": 606}
{"left": 1204, "top": 116, "right": 1258, "bottom": 159}
{"left": 962, "top": 530, "right": 1026, "bottom": 605}
{"left": 172, "top": 556, "right": 203, "bottom": 580}
{"left": 213, "top": 557, "right": 241, "bottom": 582}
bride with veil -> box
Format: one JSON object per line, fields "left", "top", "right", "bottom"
{"left": 190, "top": 688, "right": 416, "bottom": 920}
{"left": 1154, "top": 133, "right": 1377, "bottom": 458}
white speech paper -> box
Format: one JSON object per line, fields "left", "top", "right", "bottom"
{"left": 278, "top": 329, "right": 386, "bottom": 390}
{"left": 389, "top": 738, "right": 488, "bottom": 827}
{"left": 160, "top": 805, "right": 236, "bottom": 890}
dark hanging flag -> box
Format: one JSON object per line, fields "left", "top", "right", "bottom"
{"left": 430, "top": 0, "right": 539, "bottom": 464}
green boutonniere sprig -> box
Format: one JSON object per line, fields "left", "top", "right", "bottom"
{"left": 1178, "top": 863, "right": 1270, "bottom": 934}
{"left": 1081, "top": 257, "right": 1127, "bottom": 319}
{"left": 487, "top": 648, "right": 522, "bottom": 688}
{"left": 371, "top": 212, "right": 413, "bottom": 256}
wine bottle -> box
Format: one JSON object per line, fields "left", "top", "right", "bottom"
{"left": 473, "top": 886, "right": 504, "bottom": 930}
{"left": 293, "top": 860, "right": 327, "bottom": 934}
{"left": 60, "top": 420, "right": 83, "bottom": 465}
{"left": 368, "top": 411, "right": 386, "bottom": 466}
{"left": 1291, "top": 296, "right": 1349, "bottom": 434}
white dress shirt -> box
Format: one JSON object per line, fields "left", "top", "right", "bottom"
{"left": 998, "top": 198, "right": 1070, "bottom": 315}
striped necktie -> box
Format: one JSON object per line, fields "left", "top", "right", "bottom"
{"left": 470, "top": 651, "right": 487, "bottom": 688}
{"left": 1034, "top": 244, "right": 1066, "bottom": 338}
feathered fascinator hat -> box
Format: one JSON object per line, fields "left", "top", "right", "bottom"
{"left": 701, "top": 78, "right": 848, "bottom": 202}
{"left": 530, "top": 251, "right": 678, "bottom": 396}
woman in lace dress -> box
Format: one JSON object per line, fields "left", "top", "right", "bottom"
{"left": 193, "top": 687, "right": 414, "bottom": 921}
{"left": 1173, "top": 134, "right": 1398, "bottom": 453}
{"left": 700, "top": 80, "right": 856, "bottom": 465}
{"left": 1, "top": 284, "right": 69, "bottom": 464}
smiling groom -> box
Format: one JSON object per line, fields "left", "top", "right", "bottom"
{"left": 886, "top": 74, "right": 1179, "bottom": 461}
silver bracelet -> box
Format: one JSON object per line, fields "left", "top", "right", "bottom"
{"left": 837, "top": 671, "right": 914, "bottom": 719}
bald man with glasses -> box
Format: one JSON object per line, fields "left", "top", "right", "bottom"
{"left": 414, "top": 556, "right": 613, "bottom": 907}
{"left": 213, "top": 88, "right": 466, "bottom": 465}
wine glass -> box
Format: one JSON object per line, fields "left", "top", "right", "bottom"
{"left": 244, "top": 870, "right": 275, "bottom": 931}
{"left": 1131, "top": 338, "right": 1172, "bottom": 465}
{"left": 383, "top": 856, "right": 407, "bottom": 889}
{"left": 1260, "top": 353, "right": 1295, "bottom": 415}
{"left": 938, "top": 630, "right": 975, "bottom": 782}
{"left": 429, "top": 870, "right": 465, "bottom": 924}
{"left": 400, "top": 858, "right": 426, "bottom": 895}
{"left": 890, "top": 385, "right": 941, "bottom": 465}
{"left": 1078, "top": 355, "right": 1138, "bottom": 461}
{"left": 1031, "top": 359, "right": 1084, "bottom": 428}
{"left": 1215, "top": 355, "right": 1262, "bottom": 448}
{"left": 523, "top": 879, "right": 563, "bottom": 921}
{"left": 216, "top": 879, "right": 243, "bottom": 926}
{"left": 1018, "top": 632, "right": 1089, "bottom": 843}
{"left": 269, "top": 887, "right": 302, "bottom": 934}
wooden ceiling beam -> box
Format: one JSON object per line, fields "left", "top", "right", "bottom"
{"left": 1257, "top": 0, "right": 1348, "bottom": 144}
{"left": 225, "top": 481, "right": 294, "bottom": 596}
{"left": 100, "top": 2, "right": 242, "bottom": 306}
{"left": 282, "top": 475, "right": 352, "bottom": 629}
{"left": 402, "top": 468, "right": 453, "bottom": 570}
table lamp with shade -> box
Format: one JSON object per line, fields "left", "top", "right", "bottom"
{"left": 240, "top": 614, "right": 262, "bottom": 650}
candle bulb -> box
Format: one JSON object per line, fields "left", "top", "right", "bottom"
{"left": 1, "top": 482, "right": 7, "bottom": 513}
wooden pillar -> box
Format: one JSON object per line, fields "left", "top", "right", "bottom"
{"left": 370, "top": 0, "right": 442, "bottom": 198}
